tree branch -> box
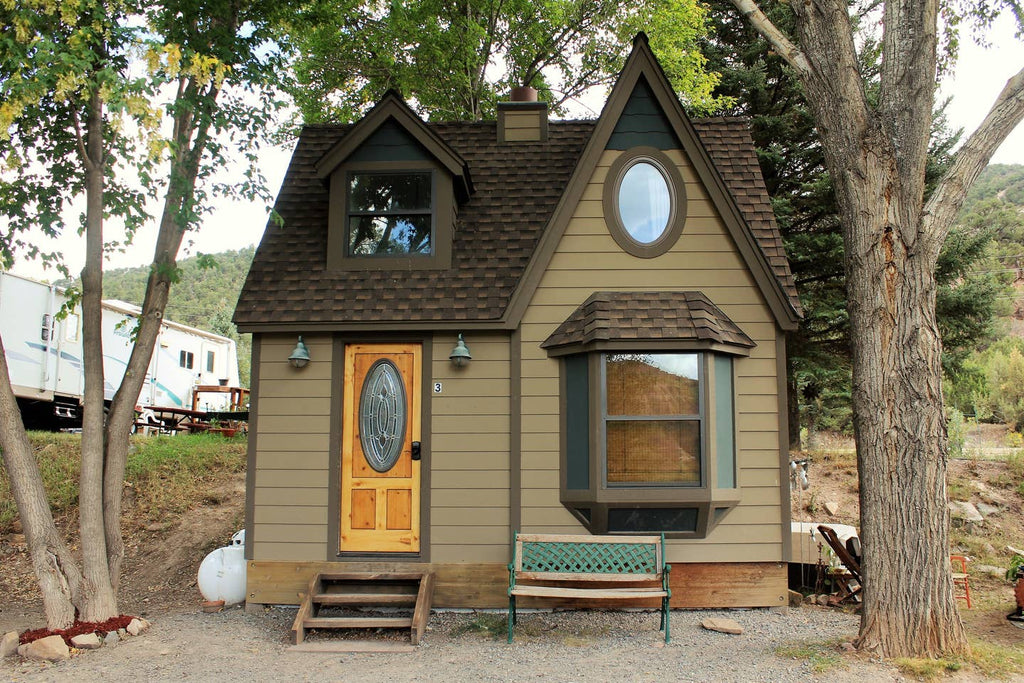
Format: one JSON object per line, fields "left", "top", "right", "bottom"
{"left": 728, "top": 0, "right": 813, "bottom": 78}
{"left": 922, "top": 66, "right": 1024, "bottom": 255}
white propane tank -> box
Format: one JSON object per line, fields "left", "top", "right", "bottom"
{"left": 197, "top": 530, "right": 246, "bottom": 605}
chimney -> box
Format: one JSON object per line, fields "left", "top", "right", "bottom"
{"left": 497, "top": 87, "right": 548, "bottom": 143}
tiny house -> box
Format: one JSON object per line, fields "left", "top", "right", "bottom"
{"left": 0, "top": 271, "right": 240, "bottom": 427}
{"left": 235, "top": 36, "right": 801, "bottom": 610}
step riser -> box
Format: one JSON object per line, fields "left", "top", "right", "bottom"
{"left": 291, "top": 571, "right": 434, "bottom": 646}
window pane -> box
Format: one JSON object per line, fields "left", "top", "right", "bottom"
{"left": 606, "top": 420, "right": 699, "bottom": 484}
{"left": 617, "top": 161, "right": 671, "bottom": 244}
{"left": 349, "top": 215, "right": 432, "bottom": 255}
{"left": 349, "top": 172, "right": 431, "bottom": 212}
{"left": 606, "top": 354, "right": 698, "bottom": 416}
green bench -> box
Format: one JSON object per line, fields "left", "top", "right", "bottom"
{"left": 507, "top": 532, "right": 671, "bottom": 643}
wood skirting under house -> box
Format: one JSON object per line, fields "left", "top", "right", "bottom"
{"left": 246, "top": 561, "right": 788, "bottom": 609}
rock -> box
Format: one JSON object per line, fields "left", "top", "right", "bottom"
{"left": 701, "top": 617, "right": 744, "bottom": 635}
{"left": 804, "top": 594, "right": 818, "bottom": 605}
{"left": 22, "top": 635, "right": 70, "bottom": 661}
{"left": 816, "top": 594, "right": 832, "bottom": 606}
{"left": 788, "top": 590, "right": 804, "bottom": 607}
{"left": 1, "top": 631, "right": 19, "bottom": 658}
{"left": 126, "top": 618, "right": 148, "bottom": 636}
{"left": 71, "top": 633, "right": 102, "bottom": 650}
{"left": 17, "top": 644, "right": 28, "bottom": 657}
{"left": 948, "top": 501, "right": 984, "bottom": 523}
{"left": 104, "top": 631, "right": 120, "bottom": 645}
{"left": 976, "top": 564, "right": 1009, "bottom": 579}
{"left": 824, "top": 501, "right": 841, "bottom": 516}
{"left": 977, "top": 502, "right": 1001, "bottom": 518}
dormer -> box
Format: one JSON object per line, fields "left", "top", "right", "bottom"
{"left": 315, "top": 92, "right": 473, "bottom": 271}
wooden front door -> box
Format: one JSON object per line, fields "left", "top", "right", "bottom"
{"left": 340, "top": 343, "right": 421, "bottom": 553}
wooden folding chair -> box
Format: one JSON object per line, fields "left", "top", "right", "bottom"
{"left": 951, "top": 555, "right": 972, "bottom": 609}
{"left": 817, "top": 525, "right": 863, "bottom": 604}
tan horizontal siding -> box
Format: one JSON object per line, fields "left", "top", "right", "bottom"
{"left": 257, "top": 397, "right": 331, "bottom": 416}
{"left": 252, "top": 542, "right": 325, "bottom": 561}
{"left": 253, "top": 506, "right": 328, "bottom": 525}
{"left": 254, "top": 452, "right": 329, "bottom": 470}
{"left": 257, "top": 524, "right": 328, "bottom": 544}
{"left": 431, "top": 545, "right": 508, "bottom": 563}
{"left": 256, "top": 415, "right": 331, "bottom": 435}
{"left": 516, "top": 146, "right": 786, "bottom": 563}
{"left": 432, "top": 488, "right": 510, "bottom": 508}
{"left": 427, "top": 332, "right": 512, "bottom": 556}
{"left": 254, "top": 487, "right": 328, "bottom": 506}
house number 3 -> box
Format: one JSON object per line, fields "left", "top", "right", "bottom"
{"left": 433, "top": 382, "right": 443, "bottom": 393}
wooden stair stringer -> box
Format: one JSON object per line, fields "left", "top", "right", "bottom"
{"left": 290, "top": 571, "right": 434, "bottom": 646}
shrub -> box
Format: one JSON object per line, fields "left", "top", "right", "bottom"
{"left": 972, "top": 337, "right": 1024, "bottom": 430}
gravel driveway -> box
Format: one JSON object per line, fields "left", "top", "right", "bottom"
{"left": 1, "top": 605, "right": 907, "bottom": 682}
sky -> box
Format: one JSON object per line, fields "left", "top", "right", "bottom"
{"left": 8, "top": 19, "right": 1024, "bottom": 283}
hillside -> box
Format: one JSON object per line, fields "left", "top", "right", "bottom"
{"left": 100, "top": 246, "right": 256, "bottom": 386}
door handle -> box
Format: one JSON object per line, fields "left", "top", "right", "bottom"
{"left": 411, "top": 441, "right": 422, "bottom": 461}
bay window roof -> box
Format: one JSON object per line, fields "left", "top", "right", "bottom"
{"left": 541, "top": 291, "right": 755, "bottom": 357}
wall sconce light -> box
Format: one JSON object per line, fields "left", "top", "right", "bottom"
{"left": 448, "top": 333, "right": 472, "bottom": 367}
{"left": 288, "top": 336, "right": 310, "bottom": 369}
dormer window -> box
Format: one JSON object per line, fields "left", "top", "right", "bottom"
{"left": 348, "top": 171, "right": 434, "bottom": 256}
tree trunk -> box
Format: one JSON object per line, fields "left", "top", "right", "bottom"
{"left": 102, "top": 77, "right": 219, "bottom": 588}
{"left": 0, "top": 334, "right": 83, "bottom": 629}
{"left": 840, "top": 151, "right": 968, "bottom": 656}
{"left": 77, "top": 87, "right": 118, "bottom": 623}
{"left": 785, "top": 339, "right": 801, "bottom": 449}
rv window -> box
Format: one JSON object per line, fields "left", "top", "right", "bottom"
{"left": 180, "top": 350, "right": 194, "bottom": 369}
{"left": 206, "top": 350, "right": 215, "bottom": 372}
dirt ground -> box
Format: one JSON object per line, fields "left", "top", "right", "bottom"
{"left": 2, "top": 433, "right": 1023, "bottom": 679}
{"left": 790, "top": 426, "right": 1024, "bottom": 650}
{"left": 0, "top": 473, "right": 245, "bottom": 633}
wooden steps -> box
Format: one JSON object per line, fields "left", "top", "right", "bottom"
{"left": 290, "top": 571, "right": 434, "bottom": 645}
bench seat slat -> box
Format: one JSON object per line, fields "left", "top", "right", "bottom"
{"left": 516, "top": 533, "right": 661, "bottom": 544}
{"left": 514, "top": 570, "right": 661, "bottom": 582}
{"left": 511, "top": 585, "right": 668, "bottom": 599}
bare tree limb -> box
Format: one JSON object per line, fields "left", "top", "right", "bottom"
{"left": 922, "top": 66, "right": 1024, "bottom": 255}
{"left": 728, "top": 0, "right": 813, "bottom": 78}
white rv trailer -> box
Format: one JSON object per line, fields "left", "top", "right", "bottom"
{"left": 0, "top": 271, "right": 240, "bottom": 428}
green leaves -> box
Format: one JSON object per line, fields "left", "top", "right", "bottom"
{"left": 287, "top": 0, "right": 728, "bottom": 123}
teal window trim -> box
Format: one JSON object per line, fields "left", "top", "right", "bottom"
{"left": 714, "top": 354, "right": 736, "bottom": 489}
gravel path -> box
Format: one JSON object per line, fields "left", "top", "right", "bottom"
{"left": 1, "top": 605, "right": 911, "bottom": 682}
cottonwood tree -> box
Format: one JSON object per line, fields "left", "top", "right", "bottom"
{"left": 701, "top": 0, "right": 1004, "bottom": 444}
{"left": 290, "top": 0, "right": 728, "bottom": 123}
{"left": 728, "top": 0, "right": 1024, "bottom": 657}
{"left": 0, "top": 0, "right": 284, "bottom": 628}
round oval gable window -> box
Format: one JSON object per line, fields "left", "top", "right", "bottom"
{"left": 603, "top": 147, "right": 687, "bottom": 258}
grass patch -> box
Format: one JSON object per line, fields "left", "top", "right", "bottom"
{"left": 895, "top": 657, "right": 963, "bottom": 679}
{"left": 775, "top": 639, "right": 848, "bottom": 673}
{"left": 452, "top": 613, "right": 508, "bottom": 639}
{"left": 896, "top": 640, "right": 1024, "bottom": 680}
{"left": 0, "top": 432, "right": 247, "bottom": 530}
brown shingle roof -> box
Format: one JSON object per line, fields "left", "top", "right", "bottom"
{"left": 234, "top": 119, "right": 800, "bottom": 328}
{"left": 541, "top": 291, "right": 755, "bottom": 352}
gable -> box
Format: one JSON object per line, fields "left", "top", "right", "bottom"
{"left": 504, "top": 34, "right": 801, "bottom": 330}
{"left": 606, "top": 77, "right": 680, "bottom": 151}
{"left": 346, "top": 119, "right": 432, "bottom": 163}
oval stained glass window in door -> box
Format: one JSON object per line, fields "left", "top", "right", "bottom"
{"left": 358, "top": 359, "right": 407, "bottom": 472}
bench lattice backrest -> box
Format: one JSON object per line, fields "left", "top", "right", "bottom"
{"left": 513, "top": 533, "right": 664, "bottom": 578}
